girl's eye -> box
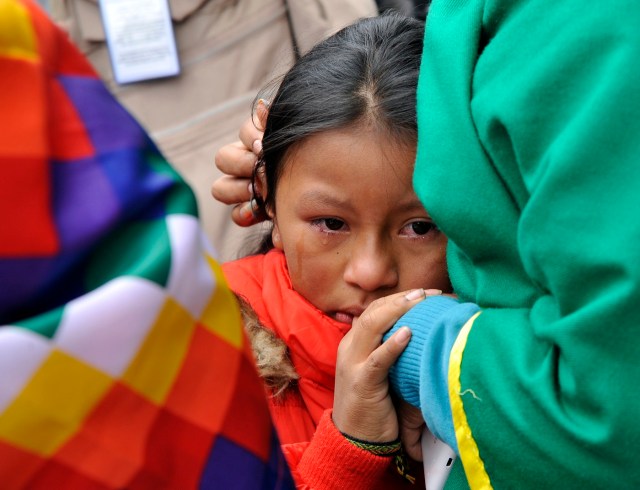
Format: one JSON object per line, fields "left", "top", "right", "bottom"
{"left": 325, "top": 218, "right": 345, "bottom": 231}
{"left": 402, "top": 220, "right": 438, "bottom": 237}
{"left": 312, "top": 218, "right": 347, "bottom": 232}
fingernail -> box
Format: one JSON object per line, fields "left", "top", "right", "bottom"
{"left": 395, "top": 326, "right": 411, "bottom": 344}
{"left": 424, "top": 289, "right": 443, "bottom": 296}
{"left": 253, "top": 139, "right": 262, "bottom": 153}
{"left": 248, "top": 182, "right": 254, "bottom": 196}
{"left": 249, "top": 198, "right": 262, "bottom": 218}
{"left": 239, "top": 203, "right": 253, "bottom": 221}
{"left": 404, "top": 289, "right": 425, "bottom": 301}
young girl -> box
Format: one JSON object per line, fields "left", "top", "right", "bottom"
{"left": 221, "top": 13, "right": 450, "bottom": 488}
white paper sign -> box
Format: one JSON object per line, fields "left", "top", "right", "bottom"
{"left": 99, "top": 0, "right": 180, "bottom": 84}
{"left": 421, "top": 427, "right": 456, "bottom": 489}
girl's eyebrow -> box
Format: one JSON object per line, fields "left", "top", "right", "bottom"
{"left": 298, "top": 190, "right": 431, "bottom": 217}
{"left": 297, "top": 190, "right": 351, "bottom": 209}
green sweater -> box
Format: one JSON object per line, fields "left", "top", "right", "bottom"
{"left": 407, "top": 0, "right": 640, "bottom": 487}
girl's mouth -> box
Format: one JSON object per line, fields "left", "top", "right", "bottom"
{"left": 332, "top": 311, "right": 354, "bottom": 325}
{"left": 332, "top": 307, "right": 366, "bottom": 325}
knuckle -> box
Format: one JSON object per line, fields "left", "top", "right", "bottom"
{"left": 211, "top": 179, "right": 233, "bottom": 203}
{"left": 365, "top": 352, "right": 383, "bottom": 372}
{"left": 358, "top": 312, "right": 371, "bottom": 331}
{"left": 210, "top": 180, "right": 224, "bottom": 200}
{"left": 214, "top": 148, "right": 230, "bottom": 170}
{"left": 358, "top": 309, "right": 377, "bottom": 331}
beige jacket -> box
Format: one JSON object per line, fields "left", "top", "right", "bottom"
{"left": 51, "top": 0, "right": 378, "bottom": 261}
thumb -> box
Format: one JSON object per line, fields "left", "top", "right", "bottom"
{"left": 365, "top": 326, "right": 412, "bottom": 382}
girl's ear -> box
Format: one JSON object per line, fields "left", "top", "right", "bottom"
{"left": 271, "top": 219, "right": 283, "bottom": 250}
{"left": 254, "top": 99, "right": 269, "bottom": 131}
{"left": 255, "top": 165, "right": 268, "bottom": 205}
{"left": 251, "top": 98, "right": 269, "bottom": 203}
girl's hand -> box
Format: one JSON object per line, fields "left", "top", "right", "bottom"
{"left": 211, "top": 101, "right": 267, "bottom": 226}
{"left": 332, "top": 289, "right": 427, "bottom": 442}
{"left": 397, "top": 400, "right": 426, "bottom": 461}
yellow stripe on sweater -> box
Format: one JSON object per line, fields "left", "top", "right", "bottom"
{"left": 448, "top": 312, "right": 493, "bottom": 489}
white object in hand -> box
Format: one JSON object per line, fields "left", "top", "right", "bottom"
{"left": 421, "top": 427, "right": 456, "bottom": 489}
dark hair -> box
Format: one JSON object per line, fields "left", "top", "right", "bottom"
{"left": 249, "top": 13, "right": 425, "bottom": 254}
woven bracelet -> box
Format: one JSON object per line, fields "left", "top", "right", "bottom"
{"left": 340, "top": 432, "right": 402, "bottom": 457}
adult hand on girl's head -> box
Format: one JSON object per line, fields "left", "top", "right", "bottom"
{"left": 211, "top": 100, "right": 268, "bottom": 226}
{"left": 333, "top": 289, "right": 428, "bottom": 443}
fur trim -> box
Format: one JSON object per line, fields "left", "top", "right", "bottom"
{"left": 236, "top": 295, "right": 299, "bottom": 398}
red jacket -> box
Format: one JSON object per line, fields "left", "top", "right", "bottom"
{"left": 223, "top": 250, "right": 423, "bottom": 489}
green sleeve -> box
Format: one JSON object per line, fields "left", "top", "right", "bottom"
{"left": 417, "top": 0, "right": 640, "bottom": 487}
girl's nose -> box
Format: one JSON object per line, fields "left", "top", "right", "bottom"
{"left": 343, "top": 238, "right": 398, "bottom": 292}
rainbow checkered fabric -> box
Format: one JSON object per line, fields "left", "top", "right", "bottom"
{"left": 0, "top": 1, "right": 293, "bottom": 488}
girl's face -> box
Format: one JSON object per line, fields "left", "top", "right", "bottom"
{"left": 269, "top": 125, "right": 451, "bottom": 325}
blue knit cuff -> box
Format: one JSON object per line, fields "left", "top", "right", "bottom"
{"left": 383, "top": 295, "right": 480, "bottom": 452}
{"left": 384, "top": 296, "right": 458, "bottom": 406}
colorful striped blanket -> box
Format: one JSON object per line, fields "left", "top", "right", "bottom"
{"left": 0, "top": 1, "right": 293, "bottom": 488}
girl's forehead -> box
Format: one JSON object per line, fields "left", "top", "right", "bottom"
{"left": 276, "top": 128, "right": 421, "bottom": 211}
{"left": 283, "top": 126, "right": 416, "bottom": 175}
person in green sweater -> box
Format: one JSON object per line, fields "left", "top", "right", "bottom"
{"left": 213, "top": 1, "right": 640, "bottom": 487}
{"left": 356, "top": 0, "right": 640, "bottom": 487}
